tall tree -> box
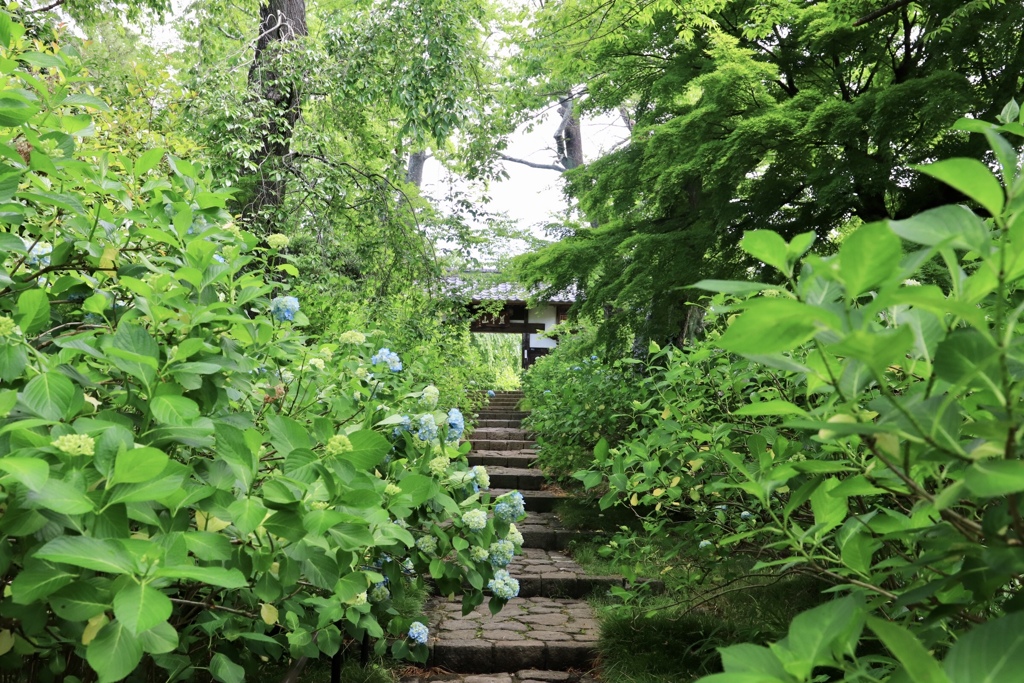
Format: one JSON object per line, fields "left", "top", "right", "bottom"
{"left": 508, "top": 0, "right": 1024, "bottom": 345}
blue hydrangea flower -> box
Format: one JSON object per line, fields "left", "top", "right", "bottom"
{"left": 213, "top": 254, "right": 226, "bottom": 263}
{"left": 740, "top": 511, "right": 753, "bottom": 520}
{"left": 488, "top": 539, "right": 515, "bottom": 568}
{"left": 371, "top": 347, "right": 402, "bottom": 372}
{"left": 488, "top": 570, "right": 520, "bottom": 600}
{"left": 415, "top": 536, "right": 438, "bottom": 554}
{"left": 417, "top": 414, "right": 438, "bottom": 442}
{"left": 494, "top": 491, "right": 525, "bottom": 522}
{"left": 446, "top": 408, "right": 465, "bottom": 443}
{"left": 270, "top": 296, "right": 300, "bottom": 322}
{"left": 408, "top": 621, "right": 429, "bottom": 645}
{"left": 699, "top": 540, "right": 713, "bottom": 550}
{"left": 392, "top": 415, "right": 413, "bottom": 438}
{"left": 472, "top": 465, "right": 490, "bottom": 490}
{"left": 487, "top": 390, "right": 495, "bottom": 397}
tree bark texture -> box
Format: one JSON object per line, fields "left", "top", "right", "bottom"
{"left": 245, "top": 0, "right": 307, "bottom": 228}
{"left": 405, "top": 151, "right": 428, "bottom": 187}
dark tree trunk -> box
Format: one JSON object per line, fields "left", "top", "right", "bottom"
{"left": 554, "top": 96, "right": 583, "bottom": 170}
{"left": 244, "top": 0, "right": 307, "bottom": 229}
{"left": 406, "top": 151, "right": 428, "bottom": 187}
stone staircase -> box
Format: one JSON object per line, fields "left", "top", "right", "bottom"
{"left": 402, "top": 391, "right": 602, "bottom": 683}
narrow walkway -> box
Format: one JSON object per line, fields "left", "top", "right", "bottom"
{"left": 402, "top": 391, "right": 604, "bottom": 683}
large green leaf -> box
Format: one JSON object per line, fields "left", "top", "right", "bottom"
{"left": 50, "top": 581, "right": 111, "bottom": 620}
{"left": 107, "top": 323, "right": 159, "bottom": 387}
{"left": 113, "top": 583, "right": 172, "bottom": 635}
{"left": 944, "top": 612, "right": 1024, "bottom": 682}
{"left": 228, "top": 497, "right": 268, "bottom": 535}
{"left": 21, "top": 372, "right": 75, "bottom": 421}
{"left": 16, "top": 288, "right": 49, "bottom": 336}
{"left": 266, "top": 414, "right": 311, "bottom": 456}
{"left": 149, "top": 395, "right": 200, "bottom": 426}
{"left": 28, "top": 478, "right": 95, "bottom": 514}
{"left": 34, "top": 536, "right": 136, "bottom": 575}
{"left": 889, "top": 205, "right": 991, "bottom": 252}
{"left": 933, "top": 330, "right": 1001, "bottom": 395}
{"left": 963, "top": 460, "right": 1024, "bottom": 497}
{"left": 154, "top": 564, "right": 247, "bottom": 588}
{"left": 0, "top": 456, "right": 48, "bottom": 490}
{"left": 915, "top": 158, "right": 1004, "bottom": 218}
{"left": 9, "top": 560, "right": 76, "bottom": 604}
{"left": 0, "top": 343, "right": 28, "bottom": 382}
{"left": 138, "top": 621, "right": 178, "bottom": 654}
{"left": 86, "top": 621, "right": 143, "bottom": 683}
{"left": 344, "top": 430, "right": 390, "bottom": 470}
{"left": 210, "top": 653, "right": 245, "bottom": 683}
{"left": 867, "top": 617, "right": 950, "bottom": 683}
{"left": 838, "top": 222, "right": 902, "bottom": 298}
{"left": 719, "top": 299, "right": 838, "bottom": 355}
{"left": 112, "top": 447, "right": 170, "bottom": 485}
{"left": 741, "top": 230, "right": 790, "bottom": 275}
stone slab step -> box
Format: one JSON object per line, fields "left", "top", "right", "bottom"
{"left": 471, "top": 440, "right": 536, "bottom": 452}
{"left": 511, "top": 548, "right": 620, "bottom": 598}
{"left": 468, "top": 453, "right": 536, "bottom": 468}
{"left": 517, "top": 512, "right": 589, "bottom": 551}
{"left": 477, "top": 419, "right": 524, "bottom": 429}
{"left": 493, "top": 488, "right": 565, "bottom": 513}
{"left": 428, "top": 597, "right": 599, "bottom": 673}
{"left": 485, "top": 466, "right": 545, "bottom": 491}
{"left": 402, "top": 669, "right": 596, "bottom": 683}
{"left": 473, "top": 427, "right": 532, "bottom": 440}
{"left": 478, "top": 410, "right": 529, "bottom": 420}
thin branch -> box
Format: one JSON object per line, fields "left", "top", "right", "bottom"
{"left": 498, "top": 154, "right": 565, "bottom": 172}
{"left": 27, "top": 0, "right": 65, "bottom": 12}
{"left": 852, "top": 0, "right": 913, "bottom": 27}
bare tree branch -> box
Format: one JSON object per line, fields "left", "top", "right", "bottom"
{"left": 27, "top": 0, "right": 66, "bottom": 12}
{"left": 499, "top": 154, "right": 565, "bottom": 172}
{"left": 853, "top": 0, "right": 913, "bottom": 27}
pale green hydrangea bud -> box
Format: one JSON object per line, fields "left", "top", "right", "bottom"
{"left": 0, "top": 316, "right": 19, "bottom": 338}
{"left": 266, "top": 233, "right": 290, "bottom": 249}
{"left": 340, "top": 330, "right": 366, "bottom": 344}
{"left": 53, "top": 433, "right": 95, "bottom": 456}
{"left": 385, "top": 483, "right": 402, "bottom": 497}
{"left": 429, "top": 456, "right": 450, "bottom": 477}
{"left": 307, "top": 357, "right": 326, "bottom": 371}
{"left": 347, "top": 591, "right": 368, "bottom": 606}
{"left": 469, "top": 546, "right": 489, "bottom": 562}
{"left": 506, "top": 523, "right": 524, "bottom": 548}
{"left": 325, "top": 435, "right": 353, "bottom": 456}
{"left": 462, "top": 509, "right": 487, "bottom": 531}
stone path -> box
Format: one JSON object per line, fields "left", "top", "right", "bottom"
{"left": 403, "top": 391, "right": 609, "bottom": 683}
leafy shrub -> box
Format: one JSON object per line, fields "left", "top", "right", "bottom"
{"left": 570, "top": 104, "right": 1024, "bottom": 680}
{"left": 0, "top": 16, "right": 524, "bottom": 683}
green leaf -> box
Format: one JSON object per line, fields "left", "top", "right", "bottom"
{"left": 334, "top": 572, "right": 369, "bottom": 603}
{"left": 16, "top": 288, "right": 49, "bottom": 336}
{"left": 809, "top": 479, "right": 847, "bottom": 533}
{"left": 28, "top": 477, "right": 95, "bottom": 514}
{"left": 733, "top": 400, "right": 807, "bottom": 417}
{"left": 154, "top": 564, "right": 247, "bottom": 588}
{"left": 9, "top": 560, "right": 76, "bottom": 604}
{"left": 398, "top": 474, "right": 438, "bottom": 505}
{"left": 183, "top": 531, "right": 232, "bottom": 561}
{"left": 149, "top": 395, "right": 200, "bottom": 426}
{"left": 719, "top": 299, "right": 837, "bottom": 355}
{"left": 964, "top": 460, "right": 1024, "bottom": 497}
{"left": 867, "top": 617, "right": 950, "bottom": 683}
{"left": 138, "top": 620, "right": 178, "bottom": 655}
{"left": 266, "top": 414, "right": 311, "bottom": 456}
{"left": 838, "top": 222, "right": 902, "bottom": 297}
{"left": 112, "top": 447, "right": 170, "bottom": 485}
{"left": 35, "top": 536, "right": 136, "bottom": 574}
{"left": 344, "top": 430, "right": 391, "bottom": 470}
{"left": 690, "top": 280, "right": 782, "bottom": 295}
{"left": 113, "top": 583, "right": 172, "bottom": 635}
{"left": 228, "top": 497, "right": 268, "bottom": 535}
{"left": 933, "top": 330, "right": 1001, "bottom": 395}
{"left": 210, "top": 653, "right": 245, "bottom": 683}
{"left": 889, "top": 205, "right": 990, "bottom": 253}
{"left": 86, "top": 621, "right": 143, "bottom": 683}
{"left": 944, "top": 612, "right": 1024, "bottom": 683}
{"left": 741, "top": 230, "right": 791, "bottom": 275}
{"left": 594, "top": 437, "right": 609, "bottom": 463}
{"left": 108, "top": 323, "right": 159, "bottom": 387}
{"left": 0, "top": 343, "right": 28, "bottom": 382}
{"left": 50, "top": 581, "right": 111, "bottom": 620}
{"left": 21, "top": 372, "right": 75, "bottom": 421}
{"left": 0, "top": 94, "right": 39, "bottom": 126}
{"left": 0, "top": 456, "right": 48, "bottom": 490}
{"left": 915, "top": 158, "right": 1004, "bottom": 218}
{"left": 134, "top": 148, "right": 165, "bottom": 176}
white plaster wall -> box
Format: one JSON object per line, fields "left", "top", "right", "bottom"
{"left": 528, "top": 305, "right": 558, "bottom": 349}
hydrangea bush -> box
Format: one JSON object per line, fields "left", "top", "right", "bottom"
{"left": 0, "top": 16, "right": 523, "bottom": 682}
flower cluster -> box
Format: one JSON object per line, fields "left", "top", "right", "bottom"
{"left": 494, "top": 491, "right": 525, "bottom": 522}
{"left": 487, "top": 389, "right": 495, "bottom": 397}
{"left": 469, "top": 546, "right": 489, "bottom": 563}
{"left": 25, "top": 242, "right": 51, "bottom": 268}
{"left": 348, "top": 591, "right": 368, "bottom": 606}
{"left": 462, "top": 509, "right": 487, "bottom": 531}
{"left": 369, "top": 583, "right": 391, "bottom": 602}
{"left": 0, "top": 316, "right": 18, "bottom": 338}
{"left": 429, "top": 456, "right": 450, "bottom": 477}
{"left": 371, "top": 347, "right": 402, "bottom": 372}
{"left": 340, "top": 330, "right": 366, "bottom": 344}
{"left": 420, "top": 385, "right": 439, "bottom": 408}
{"left": 472, "top": 465, "right": 490, "bottom": 490}
{"left": 307, "top": 357, "right": 326, "bottom": 371}
{"left": 325, "top": 434, "right": 353, "bottom": 456}
{"left": 488, "top": 540, "right": 515, "bottom": 568}
{"left": 384, "top": 483, "right": 402, "bottom": 497}
{"left": 408, "top": 621, "right": 429, "bottom": 645}
{"left": 52, "top": 434, "right": 95, "bottom": 456}
{"left": 417, "top": 414, "right": 438, "bottom": 442}
{"left": 446, "top": 408, "right": 465, "bottom": 443}
{"left": 699, "top": 540, "right": 713, "bottom": 549}
{"left": 506, "top": 524, "right": 524, "bottom": 548}
{"left": 488, "top": 570, "right": 520, "bottom": 600}
{"left": 266, "top": 233, "right": 290, "bottom": 249}
{"left": 270, "top": 296, "right": 300, "bottom": 322}
{"left": 415, "top": 536, "right": 438, "bottom": 554}
{"left": 392, "top": 415, "right": 413, "bottom": 438}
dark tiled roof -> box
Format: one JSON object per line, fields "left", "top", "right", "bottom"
{"left": 443, "top": 274, "right": 577, "bottom": 304}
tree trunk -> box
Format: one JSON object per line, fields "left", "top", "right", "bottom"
{"left": 554, "top": 96, "right": 583, "bottom": 170}
{"left": 406, "top": 151, "right": 428, "bottom": 187}
{"left": 244, "top": 0, "right": 307, "bottom": 229}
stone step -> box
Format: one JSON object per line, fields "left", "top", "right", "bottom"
{"left": 468, "top": 453, "right": 536, "bottom": 468}
{"left": 517, "top": 512, "right": 589, "bottom": 551}
{"left": 473, "top": 427, "right": 532, "bottom": 440}
{"left": 428, "top": 597, "right": 599, "bottom": 674}
{"left": 402, "top": 670, "right": 596, "bottom": 683}
{"left": 471, "top": 440, "right": 537, "bottom": 452}
{"left": 494, "top": 488, "right": 565, "bottom": 514}
{"left": 511, "top": 548, "right": 620, "bottom": 599}
{"left": 478, "top": 410, "right": 530, "bottom": 420}
{"left": 485, "top": 466, "right": 545, "bottom": 491}
{"left": 477, "top": 419, "right": 524, "bottom": 429}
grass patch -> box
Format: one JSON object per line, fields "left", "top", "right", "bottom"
{"left": 554, "top": 498, "right": 645, "bottom": 533}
